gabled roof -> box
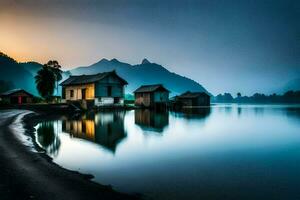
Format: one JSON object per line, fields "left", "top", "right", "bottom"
{"left": 0, "top": 89, "right": 34, "bottom": 97}
{"left": 133, "top": 84, "right": 170, "bottom": 93}
{"left": 60, "top": 71, "right": 128, "bottom": 86}
{"left": 178, "top": 91, "right": 210, "bottom": 98}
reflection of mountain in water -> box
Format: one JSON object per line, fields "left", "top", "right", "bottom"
{"left": 36, "top": 121, "right": 61, "bottom": 157}
{"left": 135, "top": 109, "right": 169, "bottom": 133}
{"left": 62, "top": 112, "right": 126, "bottom": 153}
{"left": 172, "top": 107, "right": 211, "bottom": 120}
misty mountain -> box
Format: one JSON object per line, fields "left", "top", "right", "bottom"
{"left": 69, "top": 58, "right": 209, "bottom": 95}
{"left": 0, "top": 53, "right": 41, "bottom": 96}
{"left": 20, "top": 61, "right": 43, "bottom": 76}
{"left": 0, "top": 53, "right": 73, "bottom": 96}
{"left": 0, "top": 53, "right": 209, "bottom": 97}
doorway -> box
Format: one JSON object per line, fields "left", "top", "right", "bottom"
{"left": 107, "top": 86, "right": 112, "bottom": 97}
{"left": 82, "top": 89, "right": 86, "bottom": 100}
{"left": 18, "top": 96, "right": 22, "bottom": 104}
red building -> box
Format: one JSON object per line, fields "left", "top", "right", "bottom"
{"left": 0, "top": 89, "right": 34, "bottom": 104}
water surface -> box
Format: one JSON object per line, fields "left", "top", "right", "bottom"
{"left": 35, "top": 105, "right": 300, "bottom": 200}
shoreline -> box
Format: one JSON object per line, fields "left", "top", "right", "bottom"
{"left": 0, "top": 109, "right": 140, "bottom": 200}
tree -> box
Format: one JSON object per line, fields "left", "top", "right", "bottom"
{"left": 223, "top": 93, "right": 234, "bottom": 102}
{"left": 237, "top": 92, "right": 241, "bottom": 98}
{"left": 214, "top": 93, "right": 234, "bottom": 103}
{"left": 35, "top": 65, "right": 56, "bottom": 101}
{"left": 45, "top": 60, "right": 62, "bottom": 96}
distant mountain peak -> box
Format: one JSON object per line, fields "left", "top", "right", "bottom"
{"left": 110, "top": 58, "right": 120, "bottom": 63}
{"left": 69, "top": 57, "right": 209, "bottom": 95}
{"left": 98, "top": 58, "right": 109, "bottom": 63}
{"left": 141, "top": 58, "right": 151, "bottom": 64}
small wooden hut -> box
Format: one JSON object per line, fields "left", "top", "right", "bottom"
{"left": 0, "top": 89, "right": 33, "bottom": 104}
{"left": 176, "top": 91, "right": 210, "bottom": 106}
{"left": 133, "top": 84, "right": 169, "bottom": 108}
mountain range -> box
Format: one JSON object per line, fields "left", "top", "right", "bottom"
{"left": 0, "top": 53, "right": 209, "bottom": 96}
{"left": 69, "top": 58, "right": 209, "bottom": 95}
{"left": 1, "top": 52, "right": 299, "bottom": 97}
{"left": 0, "top": 53, "right": 41, "bottom": 95}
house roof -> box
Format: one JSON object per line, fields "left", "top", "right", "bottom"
{"left": 60, "top": 71, "right": 128, "bottom": 86}
{"left": 178, "top": 91, "right": 210, "bottom": 98}
{"left": 133, "top": 84, "right": 170, "bottom": 93}
{"left": 0, "top": 88, "right": 34, "bottom": 97}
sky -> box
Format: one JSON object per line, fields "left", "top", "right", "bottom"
{"left": 0, "top": 0, "right": 299, "bottom": 95}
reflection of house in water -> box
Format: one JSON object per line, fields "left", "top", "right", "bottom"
{"left": 62, "top": 112, "right": 126, "bottom": 153}
{"left": 135, "top": 109, "right": 169, "bottom": 133}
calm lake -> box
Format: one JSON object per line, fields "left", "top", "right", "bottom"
{"left": 35, "top": 104, "right": 300, "bottom": 200}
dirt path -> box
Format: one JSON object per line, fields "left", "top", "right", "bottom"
{"left": 0, "top": 110, "right": 138, "bottom": 200}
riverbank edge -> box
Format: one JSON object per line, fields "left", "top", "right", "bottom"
{"left": 1, "top": 109, "right": 141, "bottom": 200}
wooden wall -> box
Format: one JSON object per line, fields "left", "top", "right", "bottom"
{"left": 95, "top": 76, "right": 125, "bottom": 97}
{"left": 135, "top": 91, "right": 169, "bottom": 107}
{"left": 154, "top": 91, "right": 169, "bottom": 102}
{"left": 64, "top": 83, "right": 95, "bottom": 100}
{"left": 95, "top": 84, "right": 124, "bottom": 97}
{"left": 135, "top": 93, "right": 152, "bottom": 107}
